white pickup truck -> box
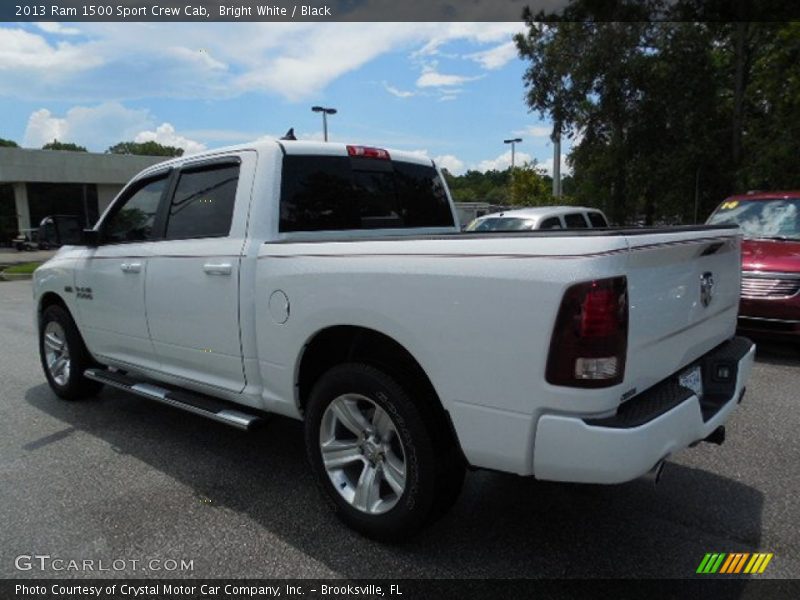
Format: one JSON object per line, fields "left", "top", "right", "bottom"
{"left": 33, "top": 140, "right": 755, "bottom": 540}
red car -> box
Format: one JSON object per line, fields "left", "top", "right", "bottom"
{"left": 707, "top": 191, "right": 800, "bottom": 341}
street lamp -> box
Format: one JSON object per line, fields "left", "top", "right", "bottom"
{"left": 503, "top": 138, "right": 522, "bottom": 170}
{"left": 312, "top": 106, "right": 337, "bottom": 142}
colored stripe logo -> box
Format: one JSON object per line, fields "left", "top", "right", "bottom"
{"left": 697, "top": 552, "right": 773, "bottom": 574}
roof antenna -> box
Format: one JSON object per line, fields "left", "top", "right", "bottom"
{"left": 280, "top": 128, "right": 297, "bottom": 141}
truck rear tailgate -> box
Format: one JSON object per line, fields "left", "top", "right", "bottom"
{"left": 622, "top": 227, "right": 741, "bottom": 396}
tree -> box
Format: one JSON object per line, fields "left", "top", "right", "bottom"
{"left": 515, "top": 1, "right": 800, "bottom": 224}
{"left": 0, "top": 138, "right": 18, "bottom": 147}
{"left": 515, "top": 5, "right": 659, "bottom": 222}
{"left": 107, "top": 141, "right": 184, "bottom": 157}
{"left": 739, "top": 21, "right": 800, "bottom": 191}
{"left": 42, "top": 139, "right": 87, "bottom": 152}
{"left": 443, "top": 168, "right": 514, "bottom": 204}
{"left": 508, "top": 162, "right": 551, "bottom": 206}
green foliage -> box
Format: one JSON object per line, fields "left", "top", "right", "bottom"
{"left": 515, "top": 2, "right": 800, "bottom": 224}
{"left": 443, "top": 168, "right": 512, "bottom": 203}
{"left": 740, "top": 21, "right": 800, "bottom": 192}
{"left": 444, "top": 165, "right": 559, "bottom": 206}
{"left": 42, "top": 140, "right": 87, "bottom": 152}
{"left": 509, "top": 162, "right": 551, "bottom": 206}
{"left": 106, "top": 141, "right": 184, "bottom": 157}
{"left": 0, "top": 138, "right": 18, "bottom": 148}
{"left": 4, "top": 262, "right": 41, "bottom": 274}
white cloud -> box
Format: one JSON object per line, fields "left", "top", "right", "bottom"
{"left": 383, "top": 82, "right": 415, "bottom": 98}
{"left": 439, "top": 95, "right": 458, "bottom": 102}
{"left": 398, "top": 149, "right": 466, "bottom": 175}
{"left": 233, "top": 23, "right": 434, "bottom": 101}
{"left": 166, "top": 46, "right": 228, "bottom": 72}
{"left": 475, "top": 150, "right": 533, "bottom": 173}
{"left": 417, "top": 64, "right": 482, "bottom": 88}
{"left": 513, "top": 125, "right": 554, "bottom": 138}
{"left": 182, "top": 128, "right": 261, "bottom": 144}
{"left": 134, "top": 123, "right": 206, "bottom": 155}
{"left": 466, "top": 41, "right": 519, "bottom": 70}
{"left": 36, "top": 22, "right": 82, "bottom": 36}
{"left": 24, "top": 109, "right": 67, "bottom": 147}
{"left": 0, "top": 28, "right": 102, "bottom": 74}
{"left": 434, "top": 154, "right": 466, "bottom": 175}
{"left": 23, "top": 102, "right": 208, "bottom": 155}
{"left": 471, "top": 150, "right": 571, "bottom": 177}
{"left": 411, "top": 23, "right": 523, "bottom": 59}
{"left": 0, "top": 22, "right": 525, "bottom": 103}
{"left": 297, "top": 130, "right": 327, "bottom": 142}
{"left": 23, "top": 102, "right": 153, "bottom": 149}
{"left": 0, "top": 21, "right": 533, "bottom": 108}
{"left": 540, "top": 154, "right": 572, "bottom": 177}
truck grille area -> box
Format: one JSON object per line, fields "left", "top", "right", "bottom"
{"left": 741, "top": 274, "right": 800, "bottom": 299}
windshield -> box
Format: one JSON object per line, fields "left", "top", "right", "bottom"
{"left": 707, "top": 198, "right": 800, "bottom": 240}
{"left": 467, "top": 217, "right": 537, "bottom": 231}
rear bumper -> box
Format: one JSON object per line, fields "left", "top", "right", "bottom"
{"left": 532, "top": 336, "right": 755, "bottom": 484}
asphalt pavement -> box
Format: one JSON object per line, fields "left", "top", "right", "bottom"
{"left": 0, "top": 279, "right": 798, "bottom": 579}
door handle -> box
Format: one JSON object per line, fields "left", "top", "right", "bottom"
{"left": 203, "top": 262, "right": 233, "bottom": 276}
{"left": 120, "top": 262, "right": 142, "bottom": 273}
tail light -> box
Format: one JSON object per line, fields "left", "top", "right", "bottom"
{"left": 347, "top": 145, "right": 390, "bottom": 160}
{"left": 546, "top": 276, "right": 628, "bottom": 388}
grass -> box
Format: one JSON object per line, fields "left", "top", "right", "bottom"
{"left": 3, "top": 261, "right": 42, "bottom": 274}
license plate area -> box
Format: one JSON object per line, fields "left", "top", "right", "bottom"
{"left": 678, "top": 365, "right": 703, "bottom": 400}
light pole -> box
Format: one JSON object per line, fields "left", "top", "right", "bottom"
{"left": 504, "top": 138, "right": 523, "bottom": 170}
{"left": 552, "top": 125, "right": 561, "bottom": 198}
{"left": 312, "top": 106, "right": 337, "bottom": 142}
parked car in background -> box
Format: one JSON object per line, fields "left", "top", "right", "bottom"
{"left": 465, "top": 206, "right": 609, "bottom": 231}
{"left": 707, "top": 191, "right": 800, "bottom": 341}
{"left": 12, "top": 228, "right": 39, "bottom": 251}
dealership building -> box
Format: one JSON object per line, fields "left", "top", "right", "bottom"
{"left": 0, "top": 147, "right": 166, "bottom": 242}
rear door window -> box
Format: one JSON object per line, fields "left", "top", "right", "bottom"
{"left": 564, "top": 213, "right": 589, "bottom": 228}
{"left": 165, "top": 162, "right": 240, "bottom": 240}
{"left": 279, "top": 156, "right": 454, "bottom": 232}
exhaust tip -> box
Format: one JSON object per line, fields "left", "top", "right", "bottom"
{"left": 704, "top": 426, "right": 726, "bottom": 446}
{"left": 642, "top": 460, "right": 666, "bottom": 485}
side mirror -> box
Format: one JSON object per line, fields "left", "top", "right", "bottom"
{"left": 81, "top": 229, "right": 100, "bottom": 247}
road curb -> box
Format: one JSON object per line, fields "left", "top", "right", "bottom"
{"left": 0, "top": 272, "right": 33, "bottom": 281}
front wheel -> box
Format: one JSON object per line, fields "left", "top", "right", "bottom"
{"left": 39, "top": 304, "right": 103, "bottom": 400}
{"left": 305, "top": 363, "right": 464, "bottom": 541}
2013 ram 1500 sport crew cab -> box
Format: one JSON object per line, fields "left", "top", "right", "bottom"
{"left": 34, "top": 140, "right": 755, "bottom": 540}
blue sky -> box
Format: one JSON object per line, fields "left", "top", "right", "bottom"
{"left": 0, "top": 22, "right": 570, "bottom": 175}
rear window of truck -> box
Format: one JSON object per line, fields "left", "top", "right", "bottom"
{"left": 279, "top": 155, "right": 454, "bottom": 232}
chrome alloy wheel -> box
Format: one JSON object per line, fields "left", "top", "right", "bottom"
{"left": 43, "top": 321, "right": 71, "bottom": 386}
{"left": 319, "top": 394, "right": 407, "bottom": 515}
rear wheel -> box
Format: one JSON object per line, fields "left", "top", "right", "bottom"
{"left": 305, "top": 363, "right": 464, "bottom": 541}
{"left": 39, "top": 305, "right": 103, "bottom": 400}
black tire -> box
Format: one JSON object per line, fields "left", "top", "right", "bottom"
{"left": 305, "top": 362, "right": 464, "bottom": 542}
{"left": 39, "top": 304, "right": 103, "bottom": 400}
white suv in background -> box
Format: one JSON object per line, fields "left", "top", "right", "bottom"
{"left": 466, "top": 206, "right": 610, "bottom": 231}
